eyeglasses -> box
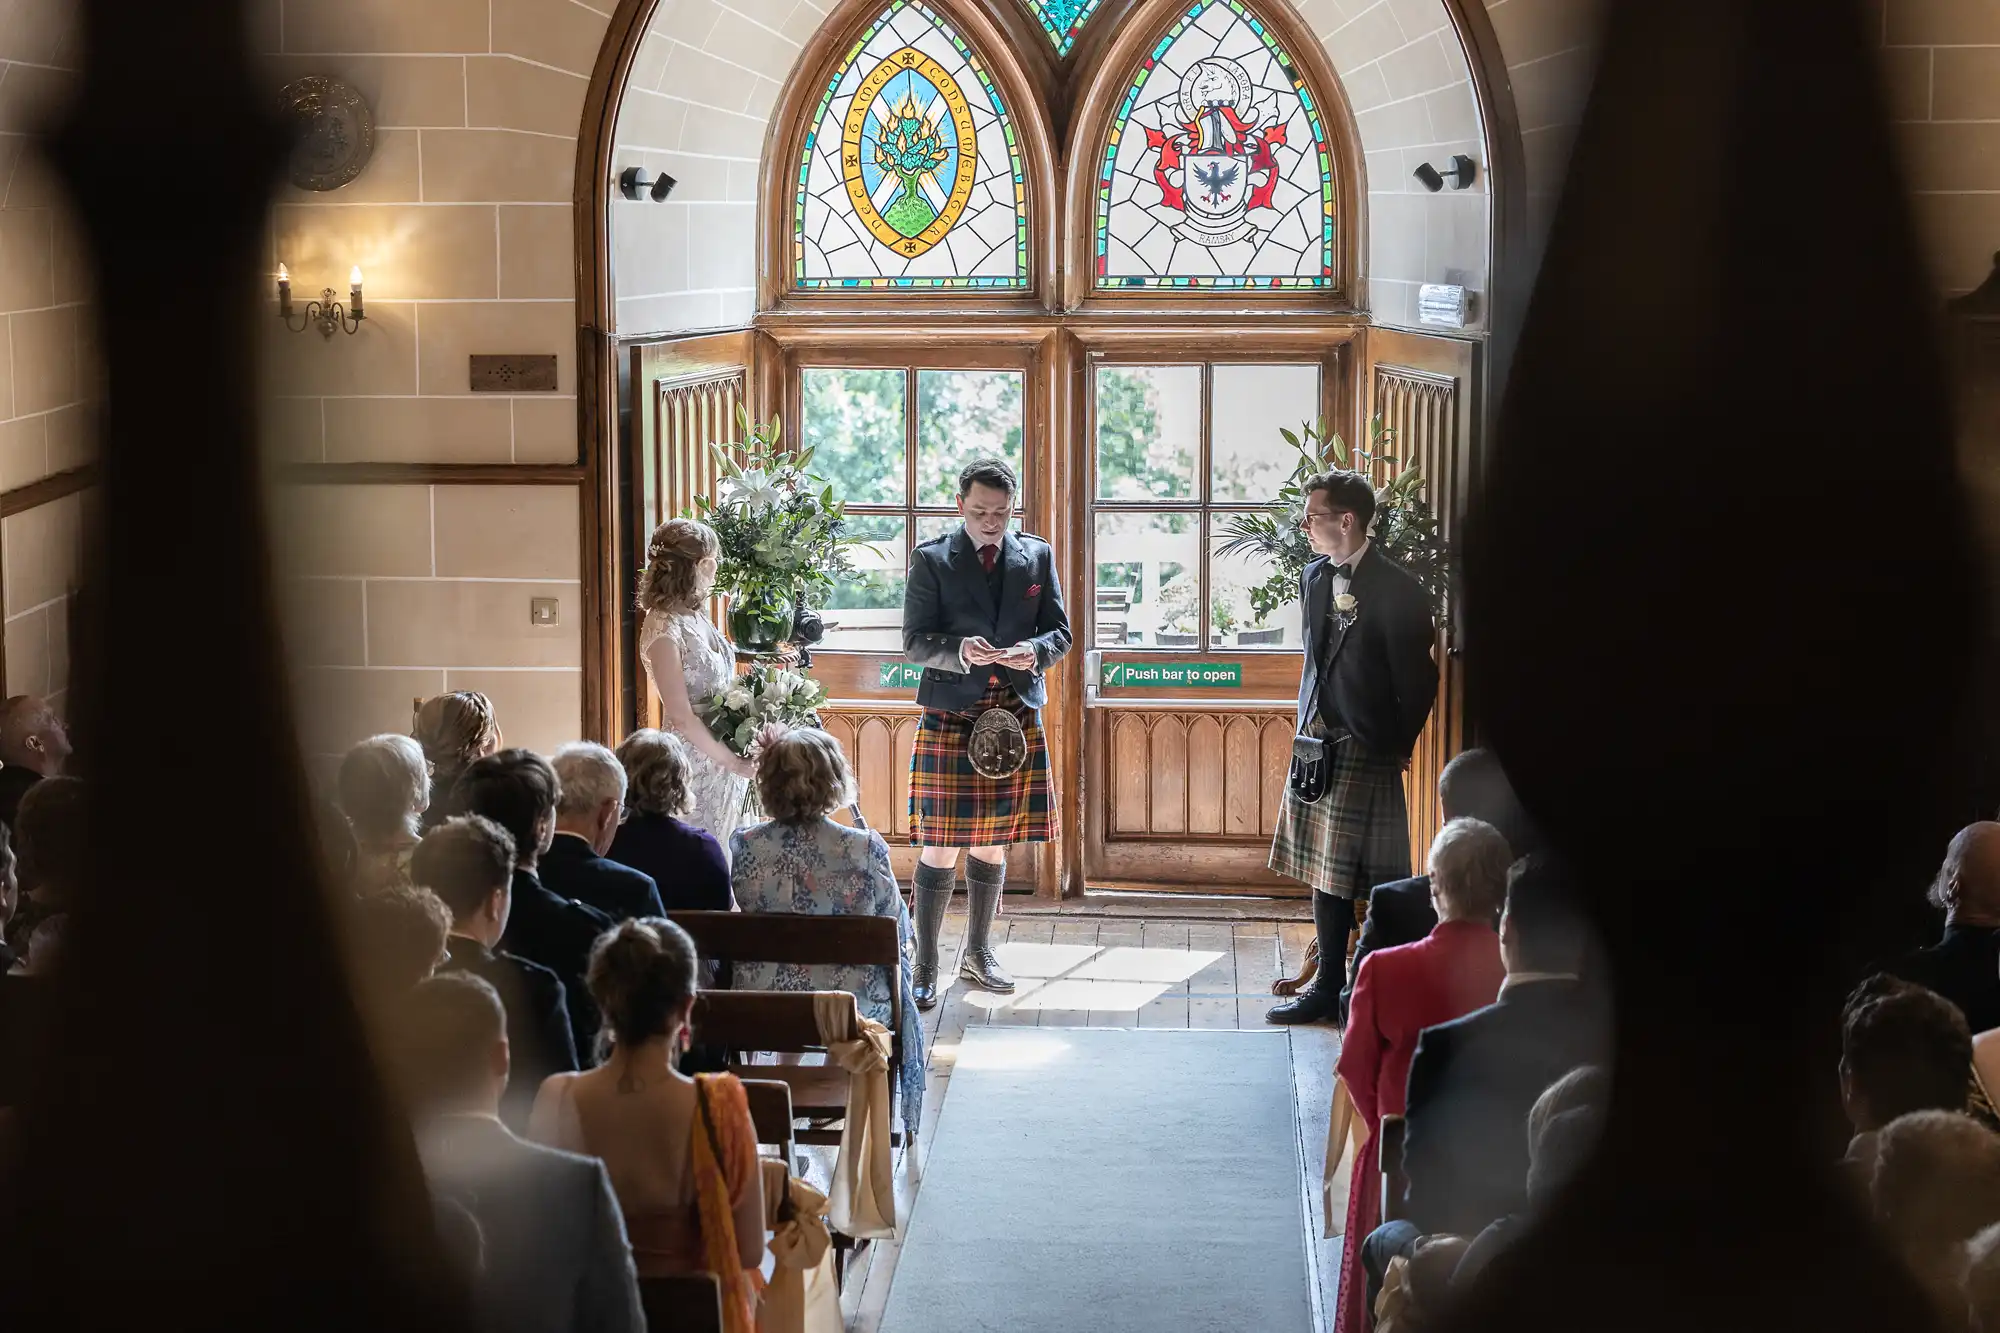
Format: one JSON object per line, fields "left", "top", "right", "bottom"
{"left": 1300, "top": 509, "right": 1351, "bottom": 529}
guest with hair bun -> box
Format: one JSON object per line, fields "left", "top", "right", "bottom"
{"left": 413, "top": 691, "right": 501, "bottom": 831}
{"left": 528, "top": 918, "right": 763, "bottom": 1331}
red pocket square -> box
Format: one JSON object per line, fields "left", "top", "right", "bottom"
{"left": 1026, "top": 583, "right": 1042, "bottom": 598}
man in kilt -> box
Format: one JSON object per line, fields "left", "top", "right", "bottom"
{"left": 1267, "top": 470, "right": 1439, "bottom": 1025}
{"left": 901, "top": 458, "right": 1070, "bottom": 1010}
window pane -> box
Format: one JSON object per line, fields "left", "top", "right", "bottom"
{"left": 1211, "top": 364, "right": 1320, "bottom": 503}
{"left": 916, "top": 514, "right": 960, "bottom": 547}
{"left": 917, "top": 370, "right": 1024, "bottom": 506}
{"left": 1095, "top": 365, "right": 1198, "bottom": 501}
{"left": 820, "top": 514, "right": 907, "bottom": 652}
{"left": 1209, "top": 529, "right": 1301, "bottom": 651}
{"left": 801, "top": 367, "right": 906, "bottom": 507}
{"left": 1093, "top": 511, "right": 1198, "bottom": 648}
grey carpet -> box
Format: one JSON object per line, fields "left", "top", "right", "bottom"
{"left": 878, "top": 1028, "right": 1314, "bottom": 1333}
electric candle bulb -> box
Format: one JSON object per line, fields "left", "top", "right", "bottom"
{"left": 350, "top": 265, "right": 364, "bottom": 320}
{"left": 277, "top": 262, "right": 292, "bottom": 317}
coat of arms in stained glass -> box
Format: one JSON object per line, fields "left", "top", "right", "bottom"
{"left": 1095, "top": 0, "right": 1336, "bottom": 289}
{"left": 796, "top": 1, "right": 1029, "bottom": 289}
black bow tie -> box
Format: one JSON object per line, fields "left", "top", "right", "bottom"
{"left": 1330, "top": 563, "right": 1353, "bottom": 579}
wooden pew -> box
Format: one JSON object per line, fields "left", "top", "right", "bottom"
{"left": 1380, "top": 1113, "right": 1409, "bottom": 1223}
{"left": 740, "top": 1076, "right": 796, "bottom": 1164}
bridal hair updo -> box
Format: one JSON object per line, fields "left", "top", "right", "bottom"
{"left": 587, "top": 917, "right": 701, "bottom": 1050}
{"left": 413, "top": 691, "right": 500, "bottom": 783}
{"left": 638, "top": 518, "right": 720, "bottom": 614}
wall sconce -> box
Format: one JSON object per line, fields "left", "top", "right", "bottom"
{"left": 618, "top": 166, "right": 677, "bottom": 201}
{"left": 1413, "top": 155, "right": 1477, "bottom": 192}
{"left": 278, "top": 262, "right": 365, "bottom": 338}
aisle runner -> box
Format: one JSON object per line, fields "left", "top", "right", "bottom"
{"left": 878, "top": 1028, "right": 1314, "bottom": 1333}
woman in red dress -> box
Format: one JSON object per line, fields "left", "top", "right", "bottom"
{"left": 1333, "top": 817, "right": 1514, "bottom": 1333}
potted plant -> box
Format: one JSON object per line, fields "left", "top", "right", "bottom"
{"left": 1215, "top": 416, "right": 1446, "bottom": 619}
{"left": 683, "top": 411, "right": 868, "bottom": 655}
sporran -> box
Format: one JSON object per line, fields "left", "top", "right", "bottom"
{"left": 968, "top": 707, "right": 1029, "bottom": 779}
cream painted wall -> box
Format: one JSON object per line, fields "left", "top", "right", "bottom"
{"left": 608, "top": 0, "right": 1500, "bottom": 334}
{"left": 251, "top": 0, "right": 612, "bottom": 763}
{"left": 0, "top": 0, "right": 94, "bottom": 715}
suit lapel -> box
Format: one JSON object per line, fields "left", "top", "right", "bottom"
{"left": 1324, "top": 551, "right": 1374, "bottom": 670}
{"left": 996, "top": 532, "right": 1029, "bottom": 634}
{"left": 952, "top": 527, "right": 998, "bottom": 624}
{"left": 1305, "top": 558, "right": 1331, "bottom": 666}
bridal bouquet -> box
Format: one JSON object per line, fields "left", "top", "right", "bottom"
{"left": 701, "top": 663, "right": 829, "bottom": 757}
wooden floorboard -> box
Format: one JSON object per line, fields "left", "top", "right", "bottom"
{"left": 849, "top": 909, "right": 1340, "bottom": 1333}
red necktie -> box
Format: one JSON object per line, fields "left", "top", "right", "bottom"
{"left": 980, "top": 544, "right": 997, "bottom": 573}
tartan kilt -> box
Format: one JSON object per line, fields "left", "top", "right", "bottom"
{"left": 1268, "top": 740, "right": 1412, "bottom": 899}
{"left": 909, "top": 679, "right": 1054, "bottom": 848}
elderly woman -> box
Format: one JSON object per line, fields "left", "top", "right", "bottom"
{"left": 339, "top": 734, "right": 430, "bottom": 895}
{"left": 729, "top": 728, "right": 924, "bottom": 1135}
{"left": 1332, "top": 817, "right": 1511, "bottom": 1333}
{"left": 608, "top": 729, "right": 732, "bottom": 913}
{"left": 413, "top": 691, "right": 501, "bottom": 831}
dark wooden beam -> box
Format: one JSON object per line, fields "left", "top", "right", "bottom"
{"left": 0, "top": 463, "right": 98, "bottom": 517}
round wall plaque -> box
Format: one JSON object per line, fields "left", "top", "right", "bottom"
{"left": 281, "top": 76, "right": 375, "bottom": 192}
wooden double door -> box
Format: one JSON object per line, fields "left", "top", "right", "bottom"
{"left": 626, "top": 323, "right": 1480, "bottom": 898}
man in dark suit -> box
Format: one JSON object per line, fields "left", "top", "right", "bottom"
{"left": 400, "top": 973, "right": 644, "bottom": 1333}
{"left": 544, "top": 742, "right": 664, "bottom": 923}
{"left": 458, "top": 749, "right": 614, "bottom": 1059}
{"left": 1884, "top": 822, "right": 2000, "bottom": 1034}
{"left": 1364, "top": 854, "right": 1610, "bottom": 1289}
{"left": 415, "top": 814, "right": 579, "bottom": 1126}
{"left": 1268, "top": 470, "right": 1439, "bottom": 1025}
{"left": 902, "top": 457, "right": 1071, "bottom": 1009}
{"left": 1336, "top": 747, "right": 1539, "bottom": 1024}
{"left": 0, "top": 695, "right": 69, "bottom": 830}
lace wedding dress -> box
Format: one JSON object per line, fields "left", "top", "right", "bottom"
{"left": 639, "top": 608, "right": 749, "bottom": 851}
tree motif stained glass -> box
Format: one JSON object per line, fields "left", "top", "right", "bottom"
{"left": 1020, "top": 0, "right": 1104, "bottom": 57}
{"left": 795, "top": 1, "right": 1028, "bottom": 289}
{"left": 1095, "top": 0, "right": 1336, "bottom": 289}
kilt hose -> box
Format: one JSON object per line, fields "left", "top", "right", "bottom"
{"left": 909, "top": 678, "right": 1054, "bottom": 848}
{"left": 1268, "top": 739, "right": 1412, "bottom": 899}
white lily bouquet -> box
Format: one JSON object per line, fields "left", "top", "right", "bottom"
{"left": 701, "top": 663, "right": 829, "bottom": 757}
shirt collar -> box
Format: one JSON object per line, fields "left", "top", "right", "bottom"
{"left": 552, "top": 830, "right": 595, "bottom": 852}
{"left": 1341, "top": 540, "right": 1370, "bottom": 574}
{"left": 1499, "top": 970, "right": 1580, "bottom": 999}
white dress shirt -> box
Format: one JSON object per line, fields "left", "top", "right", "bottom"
{"left": 958, "top": 535, "right": 1007, "bottom": 670}
{"left": 1329, "top": 539, "right": 1369, "bottom": 602}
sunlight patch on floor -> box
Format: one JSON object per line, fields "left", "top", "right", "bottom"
{"left": 1070, "top": 945, "right": 1223, "bottom": 985}
{"left": 1009, "top": 977, "right": 1171, "bottom": 1011}
{"left": 992, "top": 941, "right": 1104, "bottom": 978}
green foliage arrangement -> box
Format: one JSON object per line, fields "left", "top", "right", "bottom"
{"left": 1214, "top": 416, "right": 1446, "bottom": 625}
{"left": 682, "top": 410, "right": 868, "bottom": 613}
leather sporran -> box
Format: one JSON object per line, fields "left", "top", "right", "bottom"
{"left": 1289, "top": 734, "right": 1330, "bottom": 804}
{"left": 968, "top": 707, "right": 1029, "bottom": 779}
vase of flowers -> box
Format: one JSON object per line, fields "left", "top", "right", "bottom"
{"left": 1215, "top": 416, "right": 1446, "bottom": 616}
{"left": 687, "top": 410, "right": 868, "bottom": 656}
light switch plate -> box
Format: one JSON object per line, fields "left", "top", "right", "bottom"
{"left": 531, "top": 597, "right": 560, "bottom": 626}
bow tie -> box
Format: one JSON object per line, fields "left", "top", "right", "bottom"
{"left": 1330, "top": 562, "right": 1353, "bottom": 579}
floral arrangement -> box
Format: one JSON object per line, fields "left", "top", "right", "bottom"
{"left": 700, "top": 663, "right": 829, "bottom": 757}
{"left": 1214, "top": 415, "right": 1445, "bottom": 623}
{"left": 682, "top": 410, "right": 868, "bottom": 635}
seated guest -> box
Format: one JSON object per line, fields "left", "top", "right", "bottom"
{"left": 5, "top": 776, "right": 83, "bottom": 959}
{"left": 1335, "top": 748, "right": 1536, "bottom": 1024}
{"left": 0, "top": 823, "right": 18, "bottom": 972}
{"left": 339, "top": 734, "right": 430, "bottom": 894}
{"left": 1365, "top": 853, "right": 1612, "bottom": 1299}
{"left": 347, "top": 881, "right": 452, "bottom": 1012}
{"left": 1841, "top": 976, "right": 1980, "bottom": 1174}
{"left": 1452, "top": 1068, "right": 1609, "bottom": 1288}
{"left": 607, "top": 729, "right": 732, "bottom": 912}
{"left": 416, "top": 815, "right": 579, "bottom": 1127}
{"left": 545, "top": 742, "right": 664, "bottom": 923}
{"left": 414, "top": 690, "right": 501, "bottom": 831}
{"left": 401, "top": 973, "right": 644, "bottom": 1333}
{"left": 1887, "top": 822, "right": 2000, "bottom": 1035}
{"left": 1869, "top": 1111, "right": 2000, "bottom": 1321}
{"left": 1334, "top": 817, "right": 1512, "bottom": 1333}
{"left": 0, "top": 695, "right": 70, "bottom": 829}
{"left": 731, "top": 728, "right": 924, "bottom": 1135}
{"left": 529, "top": 919, "right": 763, "bottom": 1330}
{"left": 1968, "top": 1221, "right": 2000, "bottom": 1333}
{"left": 459, "top": 749, "right": 614, "bottom": 1058}
{"left": 1374, "top": 1234, "right": 1471, "bottom": 1333}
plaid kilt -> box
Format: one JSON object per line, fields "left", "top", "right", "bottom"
{"left": 909, "top": 679, "right": 1054, "bottom": 848}
{"left": 1268, "top": 740, "right": 1412, "bottom": 898}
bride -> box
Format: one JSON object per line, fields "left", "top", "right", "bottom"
{"left": 637, "top": 518, "right": 761, "bottom": 850}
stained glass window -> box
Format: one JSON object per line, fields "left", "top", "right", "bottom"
{"left": 794, "top": 1, "right": 1029, "bottom": 289}
{"left": 1021, "top": 0, "right": 1104, "bottom": 57}
{"left": 1094, "top": 0, "right": 1336, "bottom": 289}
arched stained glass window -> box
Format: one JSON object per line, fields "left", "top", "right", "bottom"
{"left": 1021, "top": 0, "right": 1104, "bottom": 57}
{"left": 1095, "top": 0, "right": 1336, "bottom": 289}
{"left": 794, "top": 0, "right": 1030, "bottom": 289}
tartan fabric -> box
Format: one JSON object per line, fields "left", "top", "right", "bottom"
{"left": 908, "top": 679, "right": 1053, "bottom": 848}
{"left": 1268, "top": 740, "right": 1412, "bottom": 898}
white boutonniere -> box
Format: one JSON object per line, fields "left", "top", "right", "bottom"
{"left": 1331, "top": 591, "right": 1359, "bottom": 632}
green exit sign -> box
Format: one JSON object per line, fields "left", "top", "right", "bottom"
{"left": 879, "top": 662, "right": 926, "bottom": 688}
{"left": 1101, "top": 661, "right": 1243, "bottom": 688}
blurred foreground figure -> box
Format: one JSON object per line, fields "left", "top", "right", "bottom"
{"left": 1454, "top": 0, "right": 1980, "bottom": 1329}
